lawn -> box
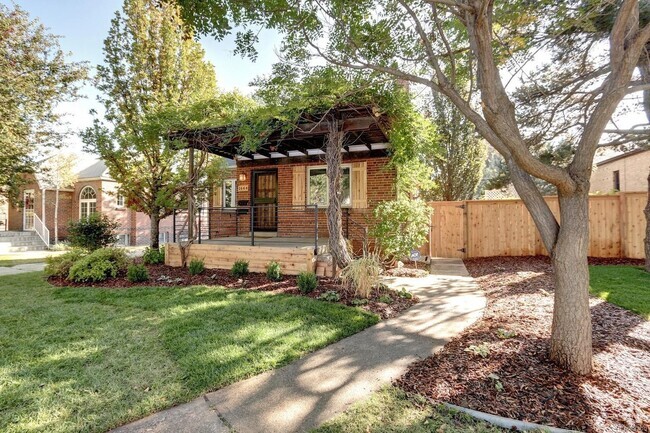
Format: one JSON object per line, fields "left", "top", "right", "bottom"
{"left": 589, "top": 265, "right": 650, "bottom": 319}
{"left": 312, "top": 387, "right": 503, "bottom": 433}
{"left": 0, "top": 257, "right": 47, "bottom": 267}
{"left": 0, "top": 272, "right": 378, "bottom": 433}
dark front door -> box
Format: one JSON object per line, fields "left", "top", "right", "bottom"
{"left": 252, "top": 170, "right": 278, "bottom": 231}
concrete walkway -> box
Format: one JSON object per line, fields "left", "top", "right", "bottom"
{"left": 112, "top": 258, "right": 485, "bottom": 433}
{"left": 0, "top": 262, "right": 46, "bottom": 276}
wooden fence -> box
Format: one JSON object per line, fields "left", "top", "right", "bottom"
{"left": 424, "top": 192, "right": 647, "bottom": 259}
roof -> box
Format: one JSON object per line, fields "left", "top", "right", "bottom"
{"left": 596, "top": 147, "right": 649, "bottom": 167}
{"left": 172, "top": 105, "right": 390, "bottom": 163}
{"left": 77, "top": 160, "right": 112, "bottom": 180}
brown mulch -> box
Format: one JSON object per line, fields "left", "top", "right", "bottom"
{"left": 395, "top": 255, "right": 650, "bottom": 433}
{"left": 47, "top": 263, "right": 418, "bottom": 320}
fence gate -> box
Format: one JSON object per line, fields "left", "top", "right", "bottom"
{"left": 428, "top": 201, "right": 466, "bottom": 258}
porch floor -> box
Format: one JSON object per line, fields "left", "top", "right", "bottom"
{"left": 201, "top": 236, "right": 329, "bottom": 255}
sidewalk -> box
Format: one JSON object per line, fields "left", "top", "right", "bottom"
{"left": 112, "top": 258, "right": 485, "bottom": 433}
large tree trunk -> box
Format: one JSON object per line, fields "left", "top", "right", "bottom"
{"left": 150, "top": 209, "right": 160, "bottom": 249}
{"left": 326, "top": 118, "right": 353, "bottom": 270}
{"left": 645, "top": 170, "right": 650, "bottom": 272}
{"left": 549, "top": 190, "right": 593, "bottom": 375}
{"left": 54, "top": 188, "right": 59, "bottom": 244}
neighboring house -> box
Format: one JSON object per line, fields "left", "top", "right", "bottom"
{"left": 590, "top": 148, "right": 650, "bottom": 193}
{"left": 5, "top": 160, "right": 173, "bottom": 246}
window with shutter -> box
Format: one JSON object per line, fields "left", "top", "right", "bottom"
{"left": 351, "top": 161, "right": 368, "bottom": 208}
{"left": 292, "top": 166, "right": 306, "bottom": 206}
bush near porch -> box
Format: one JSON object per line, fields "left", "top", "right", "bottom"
{"left": 0, "top": 272, "right": 378, "bottom": 433}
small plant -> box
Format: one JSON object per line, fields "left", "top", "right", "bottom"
{"left": 188, "top": 258, "right": 205, "bottom": 276}
{"left": 67, "top": 213, "right": 119, "bottom": 251}
{"left": 297, "top": 271, "right": 318, "bottom": 293}
{"left": 350, "top": 298, "right": 369, "bottom": 306}
{"left": 266, "top": 261, "right": 282, "bottom": 281}
{"left": 496, "top": 328, "right": 518, "bottom": 339}
{"left": 396, "top": 287, "right": 413, "bottom": 299}
{"left": 127, "top": 264, "right": 149, "bottom": 283}
{"left": 44, "top": 249, "right": 87, "bottom": 278}
{"left": 488, "top": 373, "right": 504, "bottom": 392}
{"left": 231, "top": 259, "right": 249, "bottom": 277}
{"left": 464, "top": 342, "right": 490, "bottom": 358}
{"left": 50, "top": 241, "right": 71, "bottom": 251}
{"left": 378, "top": 294, "right": 393, "bottom": 304}
{"left": 142, "top": 247, "right": 165, "bottom": 265}
{"left": 318, "top": 290, "right": 341, "bottom": 302}
{"left": 340, "top": 253, "right": 383, "bottom": 298}
{"left": 68, "top": 247, "right": 129, "bottom": 282}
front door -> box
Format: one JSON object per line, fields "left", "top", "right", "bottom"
{"left": 252, "top": 171, "right": 278, "bottom": 231}
{"left": 23, "top": 190, "right": 35, "bottom": 231}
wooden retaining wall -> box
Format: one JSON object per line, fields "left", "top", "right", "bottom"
{"left": 164, "top": 243, "right": 315, "bottom": 275}
{"left": 424, "top": 192, "right": 647, "bottom": 259}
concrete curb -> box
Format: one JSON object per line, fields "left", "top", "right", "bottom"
{"left": 443, "top": 402, "right": 583, "bottom": 433}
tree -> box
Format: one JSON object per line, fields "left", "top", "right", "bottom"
{"left": 425, "top": 95, "right": 486, "bottom": 201}
{"left": 177, "top": 0, "right": 650, "bottom": 374}
{"left": 41, "top": 153, "right": 77, "bottom": 244}
{"left": 0, "top": 4, "right": 86, "bottom": 203}
{"left": 83, "top": 0, "right": 217, "bottom": 248}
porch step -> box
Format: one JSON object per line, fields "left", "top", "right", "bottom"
{"left": 0, "top": 231, "right": 48, "bottom": 253}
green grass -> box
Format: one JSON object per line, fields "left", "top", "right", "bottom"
{"left": 0, "top": 257, "right": 46, "bottom": 267}
{"left": 0, "top": 272, "right": 378, "bottom": 433}
{"left": 312, "top": 387, "right": 503, "bottom": 433}
{"left": 589, "top": 265, "right": 650, "bottom": 319}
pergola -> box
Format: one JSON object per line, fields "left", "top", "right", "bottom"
{"left": 171, "top": 105, "right": 391, "bottom": 163}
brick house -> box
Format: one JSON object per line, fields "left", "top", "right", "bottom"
{"left": 168, "top": 105, "right": 398, "bottom": 275}
{"left": 590, "top": 148, "right": 650, "bottom": 193}
{"left": 5, "top": 160, "right": 173, "bottom": 246}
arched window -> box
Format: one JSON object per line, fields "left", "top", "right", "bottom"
{"left": 79, "top": 186, "right": 97, "bottom": 219}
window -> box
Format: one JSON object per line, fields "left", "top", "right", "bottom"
{"left": 117, "top": 234, "right": 130, "bottom": 246}
{"left": 308, "top": 166, "right": 351, "bottom": 207}
{"left": 116, "top": 194, "right": 124, "bottom": 208}
{"left": 613, "top": 170, "right": 620, "bottom": 191}
{"left": 79, "top": 186, "right": 97, "bottom": 219}
{"left": 223, "top": 179, "right": 237, "bottom": 208}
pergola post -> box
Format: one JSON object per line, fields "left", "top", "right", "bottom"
{"left": 187, "top": 147, "right": 195, "bottom": 241}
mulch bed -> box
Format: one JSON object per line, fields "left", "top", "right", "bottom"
{"left": 396, "top": 256, "right": 649, "bottom": 433}
{"left": 47, "top": 263, "right": 418, "bottom": 320}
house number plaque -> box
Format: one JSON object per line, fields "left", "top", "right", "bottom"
{"left": 238, "top": 184, "right": 249, "bottom": 192}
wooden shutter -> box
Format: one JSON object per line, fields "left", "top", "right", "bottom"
{"left": 213, "top": 182, "right": 223, "bottom": 207}
{"left": 351, "top": 161, "right": 368, "bottom": 209}
{"left": 292, "top": 166, "right": 306, "bottom": 206}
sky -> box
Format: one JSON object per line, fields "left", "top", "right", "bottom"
{"left": 4, "top": 0, "right": 282, "bottom": 167}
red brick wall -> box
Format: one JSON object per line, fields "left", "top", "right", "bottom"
{"left": 219, "top": 156, "right": 396, "bottom": 246}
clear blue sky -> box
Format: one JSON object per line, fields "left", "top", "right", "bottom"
{"left": 4, "top": 0, "right": 281, "bottom": 160}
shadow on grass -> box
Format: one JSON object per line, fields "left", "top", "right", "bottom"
{"left": 0, "top": 272, "right": 377, "bottom": 433}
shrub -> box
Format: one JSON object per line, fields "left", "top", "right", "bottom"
{"left": 44, "top": 249, "right": 87, "bottom": 278}
{"left": 67, "top": 213, "right": 119, "bottom": 251}
{"left": 318, "top": 290, "right": 341, "bottom": 302}
{"left": 142, "top": 247, "right": 165, "bottom": 265}
{"left": 231, "top": 259, "right": 249, "bottom": 277}
{"left": 340, "top": 254, "right": 383, "bottom": 298}
{"left": 188, "top": 258, "right": 205, "bottom": 276}
{"left": 127, "top": 264, "right": 149, "bottom": 283}
{"left": 68, "top": 248, "right": 129, "bottom": 282}
{"left": 297, "top": 271, "right": 318, "bottom": 293}
{"left": 371, "top": 198, "right": 431, "bottom": 261}
{"left": 266, "top": 261, "right": 282, "bottom": 281}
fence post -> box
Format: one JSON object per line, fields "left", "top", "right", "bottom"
{"left": 619, "top": 192, "right": 627, "bottom": 258}
{"left": 463, "top": 201, "right": 470, "bottom": 258}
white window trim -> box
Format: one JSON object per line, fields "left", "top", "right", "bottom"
{"left": 307, "top": 164, "right": 352, "bottom": 208}
{"left": 223, "top": 178, "right": 237, "bottom": 208}
{"left": 79, "top": 186, "right": 97, "bottom": 219}
{"left": 116, "top": 194, "right": 125, "bottom": 208}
